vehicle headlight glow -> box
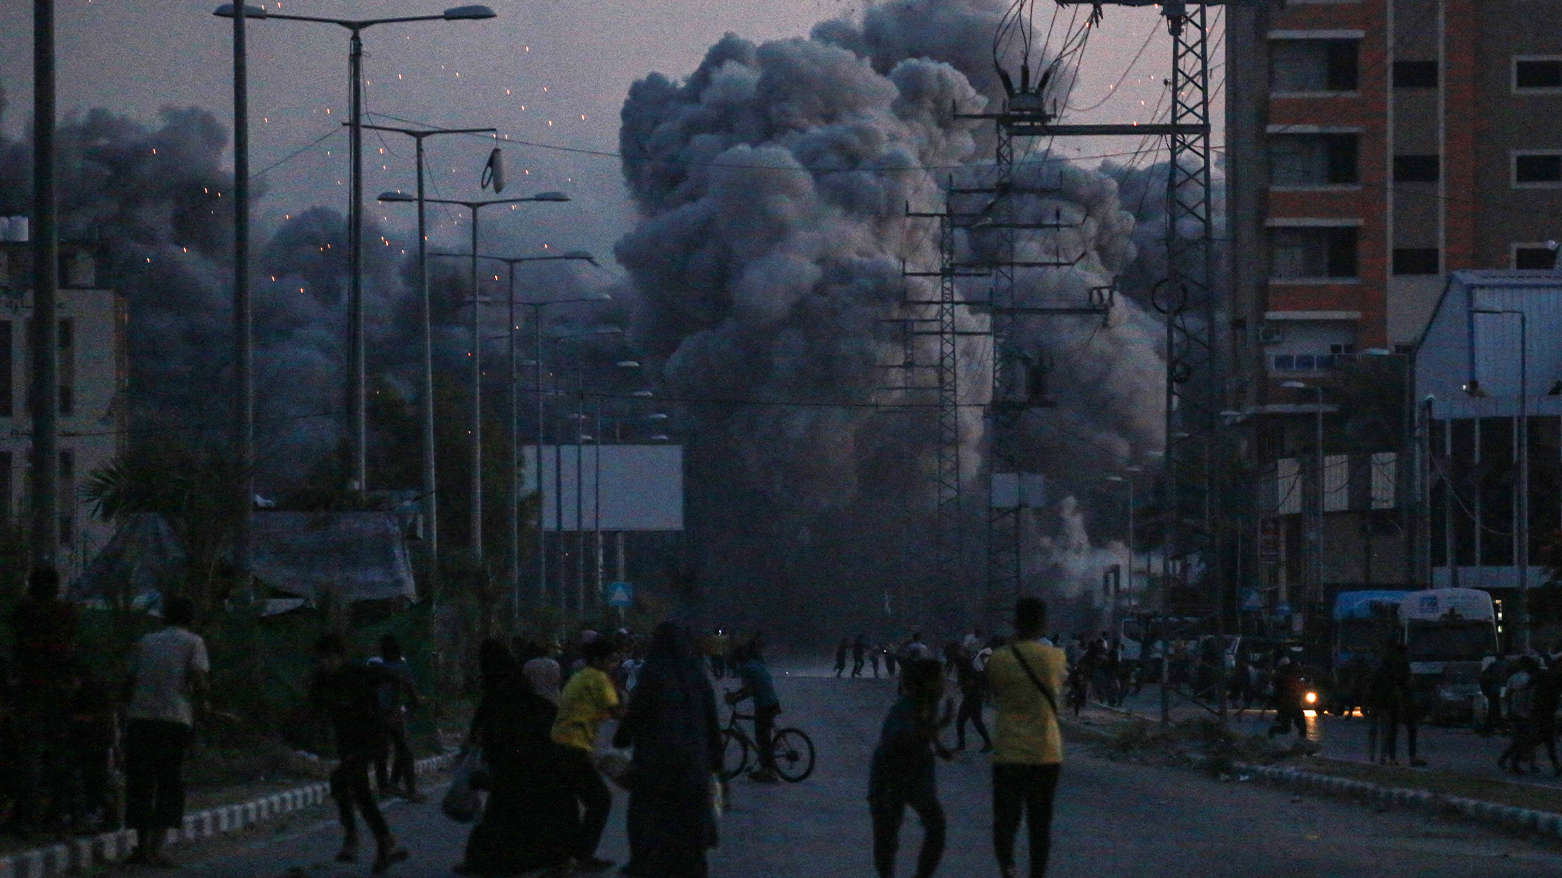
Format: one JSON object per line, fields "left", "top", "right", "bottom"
{"left": 1304, "top": 691, "right": 1318, "bottom": 705}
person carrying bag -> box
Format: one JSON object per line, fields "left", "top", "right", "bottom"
{"left": 983, "top": 598, "right": 1068, "bottom": 878}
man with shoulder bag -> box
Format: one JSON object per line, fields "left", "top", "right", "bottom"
{"left": 984, "top": 598, "right": 1068, "bottom": 878}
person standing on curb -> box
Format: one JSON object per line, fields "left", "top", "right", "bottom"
{"left": 123, "top": 595, "right": 207, "bottom": 868}
{"left": 984, "top": 597, "right": 1067, "bottom": 878}
{"left": 835, "top": 638, "right": 849, "bottom": 678}
{"left": 1498, "top": 655, "right": 1539, "bottom": 774}
{"left": 10, "top": 567, "right": 78, "bottom": 833}
{"left": 309, "top": 634, "right": 409, "bottom": 874}
{"left": 1378, "top": 643, "right": 1423, "bottom": 766}
{"left": 369, "top": 635, "right": 423, "bottom": 802}
{"left": 1532, "top": 656, "right": 1562, "bottom": 776}
{"left": 551, "top": 638, "right": 622, "bottom": 873}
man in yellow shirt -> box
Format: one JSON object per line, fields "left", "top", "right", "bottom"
{"left": 984, "top": 597, "right": 1067, "bottom": 878}
{"left": 551, "top": 639, "right": 622, "bottom": 873}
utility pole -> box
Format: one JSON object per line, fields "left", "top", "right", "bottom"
{"left": 363, "top": 123, "right": 497, "bottom": 595}
{"left": 944, "top": 1, "right": 1219, "bottom": 721}
{"left": 231, "top": 3, "right": 254, "bottom": 589}
{"left": 31, "top": 0, "right": 60, "bottom": 574}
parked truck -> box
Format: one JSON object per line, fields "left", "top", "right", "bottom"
{"left": 1325, "top": 590, "right": 1406, "bottom": 715}
{"left": 1399, "top": 588, "right": 1499, "bottom": 724}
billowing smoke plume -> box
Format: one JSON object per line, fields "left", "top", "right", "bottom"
{"left": 617, "top": 1, "right": 1167, "bottom": 635}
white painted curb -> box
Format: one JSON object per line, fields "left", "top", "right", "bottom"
{"left": 0, "top": 752, "right": 454, "bottom": 876}
{"left": 1222, "top": 757, "right": 1562, "bottom": 840}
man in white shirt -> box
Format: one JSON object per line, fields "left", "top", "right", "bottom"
{"left": 123, "top": 596, "right": 209, "bottom": 868}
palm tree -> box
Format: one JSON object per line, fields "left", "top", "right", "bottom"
{"left": 83, "top": 438, "right": 249, "bottom": 617}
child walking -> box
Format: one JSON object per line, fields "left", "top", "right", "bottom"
{"left": 868, "top": 658, "right": 952, "bottom": 878}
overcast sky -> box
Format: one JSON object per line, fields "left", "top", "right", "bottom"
{"left": 0, "top": 0, "right": 1219, "bottom": 268}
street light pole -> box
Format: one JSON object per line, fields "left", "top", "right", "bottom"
{"left": 1106, "top": 467, "right": 1142, "bottom": 624}
{"left": 228, "top": 3, "right": 255, "bottom": 586}
{"left": 215, "top": 4, "right": 497, "bottom": 496}
{"left": 31, "top": 0, "right": 60, "bottom": 572}
{"left": 362, "top": 125, "right": 495, "bottom": 590}
{"left": 379, "top": 192, "right": 569, "bottom": 568}
{"left": 1283, "top": 381, "right": 1325, "bottom": 608}
{"left": 1363, "top": 348, "right": 1417, "bottom": 586}
{"left": 539, "top": 328, "right": 625, "bottom": 617}
{"left": 1470, "top": 309, "right": 1530, "bottom": 651}
{"left": 430, "top": 253, "right": 599, "bottom": 624}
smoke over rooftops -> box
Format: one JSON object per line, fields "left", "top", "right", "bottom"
{"left": 616, "top": 1, "right": 1168, "bottom": 634}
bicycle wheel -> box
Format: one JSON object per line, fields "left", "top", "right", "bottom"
{"left": 770, "top": 727, "right": 815, "bottom": 782}
{"left": 719, "top": 727, "right": 749, "bottom": 781}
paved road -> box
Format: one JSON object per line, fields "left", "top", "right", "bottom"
{"left": 168, "top": 669, "right": 1562, "bottom": 877}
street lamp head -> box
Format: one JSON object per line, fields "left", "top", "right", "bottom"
{"left": 378, "top": 191, "right": 417, "bottom": 203}
{"left": 530, "top": 191, "right": 570, "bottom": 202}
{"left": 1463, "top": 379, "right": 1488, "bottom": 398}
{"left": 1106, "top": 475, "right": 1125, "bottom": 482}
{"left": 645, "top": 413, "right": 669, "bottom": 420}
{"left": 443, "top": 5, "right": 498, "bottom": 19}
{"left": 1280, "top": 380, "right": 1312, "bottom": 390}
{"left": 632, "top": 390, "right": 655, "bottom": 398}
{"left": 214, "top": 4, "right": 269, "bottom": 18}
{"left": 616, "top": 360, "right": 641, "bottom": 369}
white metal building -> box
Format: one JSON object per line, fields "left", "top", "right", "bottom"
{"left": 1415, "top": 269, "right": 1562, "bottom": 593}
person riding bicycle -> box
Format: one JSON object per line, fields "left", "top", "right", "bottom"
{"left": 725, "top": 641, "right": 782, "bottom": 782}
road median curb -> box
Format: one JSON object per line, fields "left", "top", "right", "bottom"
{"left": 1062, "top": 714, "right": 1562, "bottom": 841}
{"left": 1195, "top": 754, "right": 1562, "bottom": 841}
{"left": 0, "top": 752, "right": 455, "bottom": 877}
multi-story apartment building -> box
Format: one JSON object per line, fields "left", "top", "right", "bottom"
{"left": 1231, "top": 0, "right": 1562, "bottom": 379}
{"left": 0, "top": 237, "right": 127, "bottom": 578}
{"left": 1225, "top": 0, "right": 1562, "bottom": 612}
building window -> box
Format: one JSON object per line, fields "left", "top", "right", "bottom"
{"left": 0, "top": 451, "right": 9, "bottom": 524}
{"left": 1392, "top": 248, "right": 1440, "bottom": 275}
{"left": 59, "top": 449, "right": 73, "bottom": 547}
{"left": 1269, "top": 133, "right": 1359, "bottom": 186}
{"left": 1271, "top": 40, "right": 1359, "bottom": 93}
{"left": 1393, "top": 155, "right": 1440, "bottom": 183}
{"left": 1270, "top": 226, "right": 1358, "bottom": 279}
{"left": 58, "top": 318, "right": 73, "bottom": 416}
{"left": 0, "top": 321, "right": 11, "bottom": 418}
{"left": 1514, "top": 152, "right": 1562, "bottom": 185}
{"left": 1513, "top": 244, "right": 1558, "bottom": 269}
{"left": 1393, "top": 60, "right": 1438, "bottom": 88}
{"left": 1514, "top": 58, "right": 1562, "bottom": 91}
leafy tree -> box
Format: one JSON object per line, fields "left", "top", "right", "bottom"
{"left": 82, "top": 436, "right": 247, "bottom": 618}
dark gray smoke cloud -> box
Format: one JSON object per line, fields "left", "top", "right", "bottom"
{"left": 0, "top": 98, "right": 484, "bottom": 492}
{"left": 616, "top": 1, "right": 1169, "bottom": 635}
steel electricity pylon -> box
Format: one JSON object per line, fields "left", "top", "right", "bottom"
{"left": 940, "top": 2, "right": 1222, "bottom": 641}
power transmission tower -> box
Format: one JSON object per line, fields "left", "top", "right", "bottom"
{"left": 901, "top": 197, "right": 992, "bottom": 612}
{"left": 947, "top": 2, "right": 1223, "bottom": 638}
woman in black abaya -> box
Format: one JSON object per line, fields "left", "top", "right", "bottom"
{"left": 615, "top": 622, "right": 723, "bottom": 878}
{"left": 456, "top": 640, "right": 577, "bottom": 876}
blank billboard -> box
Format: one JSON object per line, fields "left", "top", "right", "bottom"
{"left": 523, "top": 444, "right": 684, "bottom": 531}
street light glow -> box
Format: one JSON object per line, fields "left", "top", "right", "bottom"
{"left": 213, "top": 4, "right": 268, "bottom": 18}
{"left": 443, "top": 5, "right": 498, "bottom": 20}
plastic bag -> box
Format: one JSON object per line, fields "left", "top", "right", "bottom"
{"left": 594, "top": 747, "right": 634, "bottom": 790}
{"left": 441, "top": 748, "right": 487, "bottom": 823}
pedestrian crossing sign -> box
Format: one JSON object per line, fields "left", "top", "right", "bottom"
{"left": 607, "top": 581, "right": 634, "bottom": 607}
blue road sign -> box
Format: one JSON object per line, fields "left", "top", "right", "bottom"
{"left": 606, "top": 581, "right": 634, "bottom": 607}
